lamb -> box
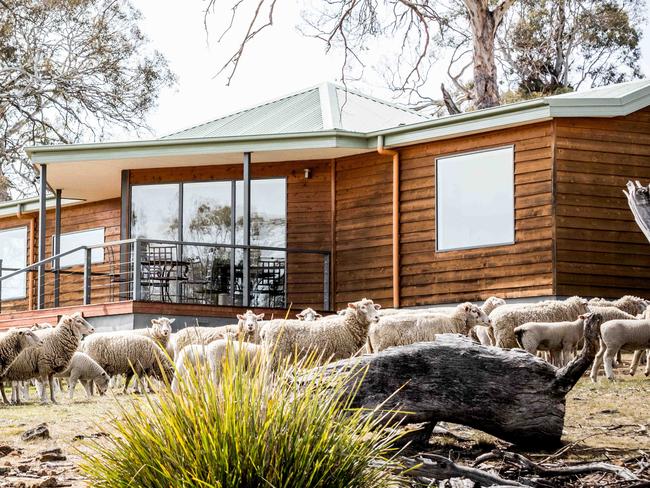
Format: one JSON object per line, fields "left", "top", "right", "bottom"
{"left": 0, "top": 313, "right": 94, "bottom": 403}
{"left": 588, "top": 296, "right": 648, "bottom": 316}
{"left": 132, "top": 317, "right": 174, "bottom": 349}
{"left": 513, "top": 315, "right": 587, "bottom": 366}
{"left": 80, "top": 333, "right": 173, "bottom": 394}
{"left": 170, "top": 344, "right": 208, "bottom": 394}
{"left": 296, "top": 308, "right": 323, "bottom": 321}
{"left": 368, "top": 303, "right": 490, "bottom": 353}
{"left": 260, "top": 298, "right": 380, "bottom": 364}
{"left": 590, "top": 319, "right": 650, "bottom": 381}
{"left": 173, "top": 310, "right": 264, "bottom": 356}
{"left": 489, "top": 296, "right": 589, "bottom": 349}
{"left": 469, "top": 325, "right": 495, "bottom": 346}
{"left": 54, "top": 352, "right": 110, "bottom": 399}
{"left": 206, "top": 339, "right": 266, "bottom": 383}
{"left": 0, "top": 328, "right": 41, "bottom": 377}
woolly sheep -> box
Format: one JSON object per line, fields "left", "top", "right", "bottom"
{"left": 206, "top": 339, "right": 266, "bottom": 383}
{"left": 514, "top": 315, "right": 588, "bottom": 366}
{"left": 588, "top": 296, "right": 648, "bottom": 316}
{"left": 588, "top": 305, "right": 637, "bottom": 322}
{"left": 170, "top": 344, "right": 208, "bottom": 394}
{"left": 490, "top": 296, "right": 589, "bottom": 349}
{"left": 378, "top": 296, "right": 505, "bottom": 317}
{"left": 296, "top": 308, "right": 323, "bottom": 321}
{"left": 174, "top": 310, "right": 265, "bottom": 356}
{"left": 261, "top": 298, "right": 380, "bottom": 364}
{"left": 80, "top": 333, "right": 173, "bottom": 394}
{"left": 54, "top": 352, "right": 110, "bottom": 399}
{"left": 0, "top": 328, "right": 41, "bottom": 377}
{"left": 0, "top": 313, "right": 94, "bottom": 404}
{"left": 132, "top": 317, "right": 174, "bottom": 349}
{"left": 469, "top": 325, "right": 495, "bottom": 346}
{"left": 590, "top": 319, "right": 650, "bottom": 381}
{"left": 368, "top": 302, "right": 489, "bottom": 353}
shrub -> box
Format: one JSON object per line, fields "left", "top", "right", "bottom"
{"left": 80, "top": 348, "right": 405, "bottom": 487}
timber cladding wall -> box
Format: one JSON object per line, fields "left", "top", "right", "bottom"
{"left": 130, "top": 161, "right": 333, "bottom": 310}
{"left": 554, "top": 108, "right": 650, "bottom": 299}
{"left": 398, "top": 122, "right": 555, "bottom": 307}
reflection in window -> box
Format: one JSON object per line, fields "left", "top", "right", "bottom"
{"left": 236, "top": 179, "right": 287, "bottom": 252}
{"left": 131, "top": 184, "right": 179, "bottom": 240}
{"left": 0, "top": 226, "right": 27, "bottom": 300}
{"left": 436, "top": 146, "right": 514, "bottom": 251}
{"left": 55, "top": 228, "right": 105, "bottom": 268}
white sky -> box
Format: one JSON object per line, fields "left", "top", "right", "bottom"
{"left": 133, "top": 0, "right": 650, "bottom": 140}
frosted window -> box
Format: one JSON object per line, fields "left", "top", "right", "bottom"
{"left": 57, "top": 228, "right": 105, "bottom": 268}
{"left": 436, "top": 146, "right": 514, "bottom": 251}
{"left": 0, "top": 227, "right": 27, "bottom": 300}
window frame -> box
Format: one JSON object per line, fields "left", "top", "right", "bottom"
{"left": 435, "top": 145, "right": 515, "bottom": 253}
{"left": 0, "top": 225, "right": 28, "bottom": 301}
{"left": 53, "top": 227, "right": 106, "bottom": 269}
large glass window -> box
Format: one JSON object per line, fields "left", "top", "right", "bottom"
{"left": 236, "top": 179, "right": 287, "bottom": 253}
{"left": 0, "top": 226, "right": 27, "bottom": 301}
{"left": 131, "top": 184, "right": 179, "bottom": 240}
{"left": 436, "top": 146, "right": 514, "bottom": 251}
{"left": 56, "top": 228, "right": 105, "bottom": 268}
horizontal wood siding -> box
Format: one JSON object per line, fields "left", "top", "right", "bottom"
{"left": 131, "top": 161, "right": 333, "bottom": 310}
{"left": 554, "top": 108, "right": 650, "bottom": 298}
{"left": 334, "top": 153, "right": 394, "bottom": 309}
{"left": 398, "top": 122, "right": 555, "bottom": 306}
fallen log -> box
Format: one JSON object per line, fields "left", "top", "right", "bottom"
{"left": 322, "top": 312, "right": 603, "bottom": 448}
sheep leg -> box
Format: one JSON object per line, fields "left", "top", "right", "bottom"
{"left": 603, "top": 348, "right": 618, "bottom": 381}
{"left": 88, "top": 381, "right": 95, "bottom": 396}
{"left": 645, "top": 350, "right": 650, "bottom": 377}
{"left": 81, "top": 380, "right": 93, "bottom": 398}
{"left": 68, "top": 374, "right": 79, "bottom": 400}
{"left": 590, "top": 342, "right": 606, "bottom": 382}
{"left": 561, "top": 345, "right": 574, "bottom": 367}
{"left": 10, "top": 382, "right": 19, "bottom": 404}
{"left": 0, "top": 381, "right": 8, "bottom": 404}
{"left": 48, "top": 374, "right": 57, "bottom": 404}
{"left": 123, "top": 372, "right": 133, "bottom": 395}
{"left": 629, "top": 350, "right": 643, "bottom": 376}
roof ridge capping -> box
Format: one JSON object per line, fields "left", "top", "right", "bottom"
{"left": 546, "top": 79, "right": 650, "bottom": 110}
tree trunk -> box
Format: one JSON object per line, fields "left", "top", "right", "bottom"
{"left": 321, "top": 312, "right": 603, "bottom": 448}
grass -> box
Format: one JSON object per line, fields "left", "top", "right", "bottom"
{"left": 78, "top": 351, "right": 406, "bottom": 488}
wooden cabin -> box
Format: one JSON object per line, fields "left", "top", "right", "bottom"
{"left": 1, "top": 80, "right": 650, "bottom": 330}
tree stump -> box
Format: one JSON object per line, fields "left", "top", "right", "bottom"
{"left": 322, "top": 313, "right": 603, "bottom": 448}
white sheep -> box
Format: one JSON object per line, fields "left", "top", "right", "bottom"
{"left": 367, "top": 303, "right": 490, "bottom": 353}
{"left": 174, "top": 310, "right": 265, "bottom": 356}
{"left": 261, "top": 298, "right": 380, "bottom": 364}
{"left": 0, "top": 313, "right": 94, "bottom": 404}
{"left": 469, "top": 325, "right": 495, "bottom": 346}
{"left": 590, "top": 319, "right": 650, "bottom": 381}
{"left": 513, "top": 315, "right": 587, "bottom": 366}
{"left": 296, "top": 308, "right": 323, "bottom": 321}
{"left": 0, "top": 328, "right": 41, "bottom": 377}
{"left": 54, "top": 352, "right": 110, "bottom": 399}
{"left": 378, "top": 296, "right": 505, "bottom": 318}
{"left": 170, "top": 344, "right": 208, "bottom": 394}
{"left": 206, "top": 339, "right": 266, "bottom": 384}
{"left": 132, "top": 317, "right": 174, "bottom": 349}
{"left": 80, "top": 333, "right": 173, "bottom": 394}
{"left": 490, "top": 296, "right": 589, "bottom": 349}
{"left": 588, "top": 296, "right": 648, "bottom": 316}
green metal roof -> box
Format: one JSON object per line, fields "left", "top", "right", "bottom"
{"left": 163, "top": 82, "right": 430, "bottom": 139}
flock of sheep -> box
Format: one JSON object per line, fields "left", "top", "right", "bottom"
{"left": 0, "top": 294, "right": 649, "bottom": 404}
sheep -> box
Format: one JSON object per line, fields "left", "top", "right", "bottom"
{"left": 590, "top": 319, "right": 650, "bottom": 382}
{"left": 206, "top": 339, "right": 266, "bottom": 383}
{"left": 54, "top": 352, "right": 110, "bottom": 399}
{"left": 296, "top": 308, "right": 323, "bottom": 321}
{"left": 378, "top": 296, "right": 505, "bottom": 317}
{"left": 368, "top": 303, "right": 490, "bottom": 353}
{"left": 174, "top": 310, "right": 264, "bottom": 356}
{"left": 166, "top": 332, "right": 178, "bottom": 360}
{"left": 489, "top": 296, "right": 589, "bottom": 349}
{"left": 588, "top": 296, "right": 648, "bottom": 316}
{"left": 588, "top": 305, "right": 637, "bottom": 322}
{"left": 80, "top": 333, "right": 173, "bottom": 394}
{"left": 0, "top": 313, "right": 94, "bottom": 404}
{"left": 132, "top": 317, "right": 174, "bottom": 349}
{"left": 0, "top": 328, "right": 41, "bottom": 377}
{"left": 469, "top": 325, "right": 495, "bottom": 346}
{"left": 170, "top": 344, "right": 208, "bottom": 394}
{"left": 513, "top": 316, "right": 587, "bottom": 366}
{"left": 261, "top": 298, "right": 380, "bottom": 364}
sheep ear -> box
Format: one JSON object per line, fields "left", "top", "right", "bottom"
{"left": 348, "top": 303, "right": 357, "bottom": 309}
{"left": 296, "top": 313, "right": 302, "bottom": 319}
{"left": 151, "top": 319, "right": 160, "bottom": 325}
{"left": 464, "top": 304, "right": 471, "bottom": 312}
{"left": 237, "top": 314, "right": 245, "bottom": 320}
{"left": 374, "top": 304, "right": 381, "bottom": 310}
{"left": 256, "top": 313, "right": 265, "bottom": 320}
{"left": 169, "top": 318, "right": 175, "bottom": 324}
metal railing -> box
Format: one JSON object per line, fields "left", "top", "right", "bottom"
{"left": 0, "top": 238, "right": 331, "bottom": 312}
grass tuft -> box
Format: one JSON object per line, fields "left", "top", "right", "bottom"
{"left": 79, "top": 346, "right": 406, "bottom": 487}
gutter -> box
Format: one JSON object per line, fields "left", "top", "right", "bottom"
{"left": 377, "top": 135, "right": 400, "bottom": 309}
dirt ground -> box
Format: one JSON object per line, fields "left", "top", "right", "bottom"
{"left": 0, "top": 367, "right": 648, "bottom": 487}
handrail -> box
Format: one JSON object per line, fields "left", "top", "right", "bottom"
{"left": 139, "top": 238, "right": 331, "bottom": 255}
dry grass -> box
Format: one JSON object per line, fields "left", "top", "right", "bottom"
{"left": 0, "top": 364, "right": 648, "bottom": 487}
